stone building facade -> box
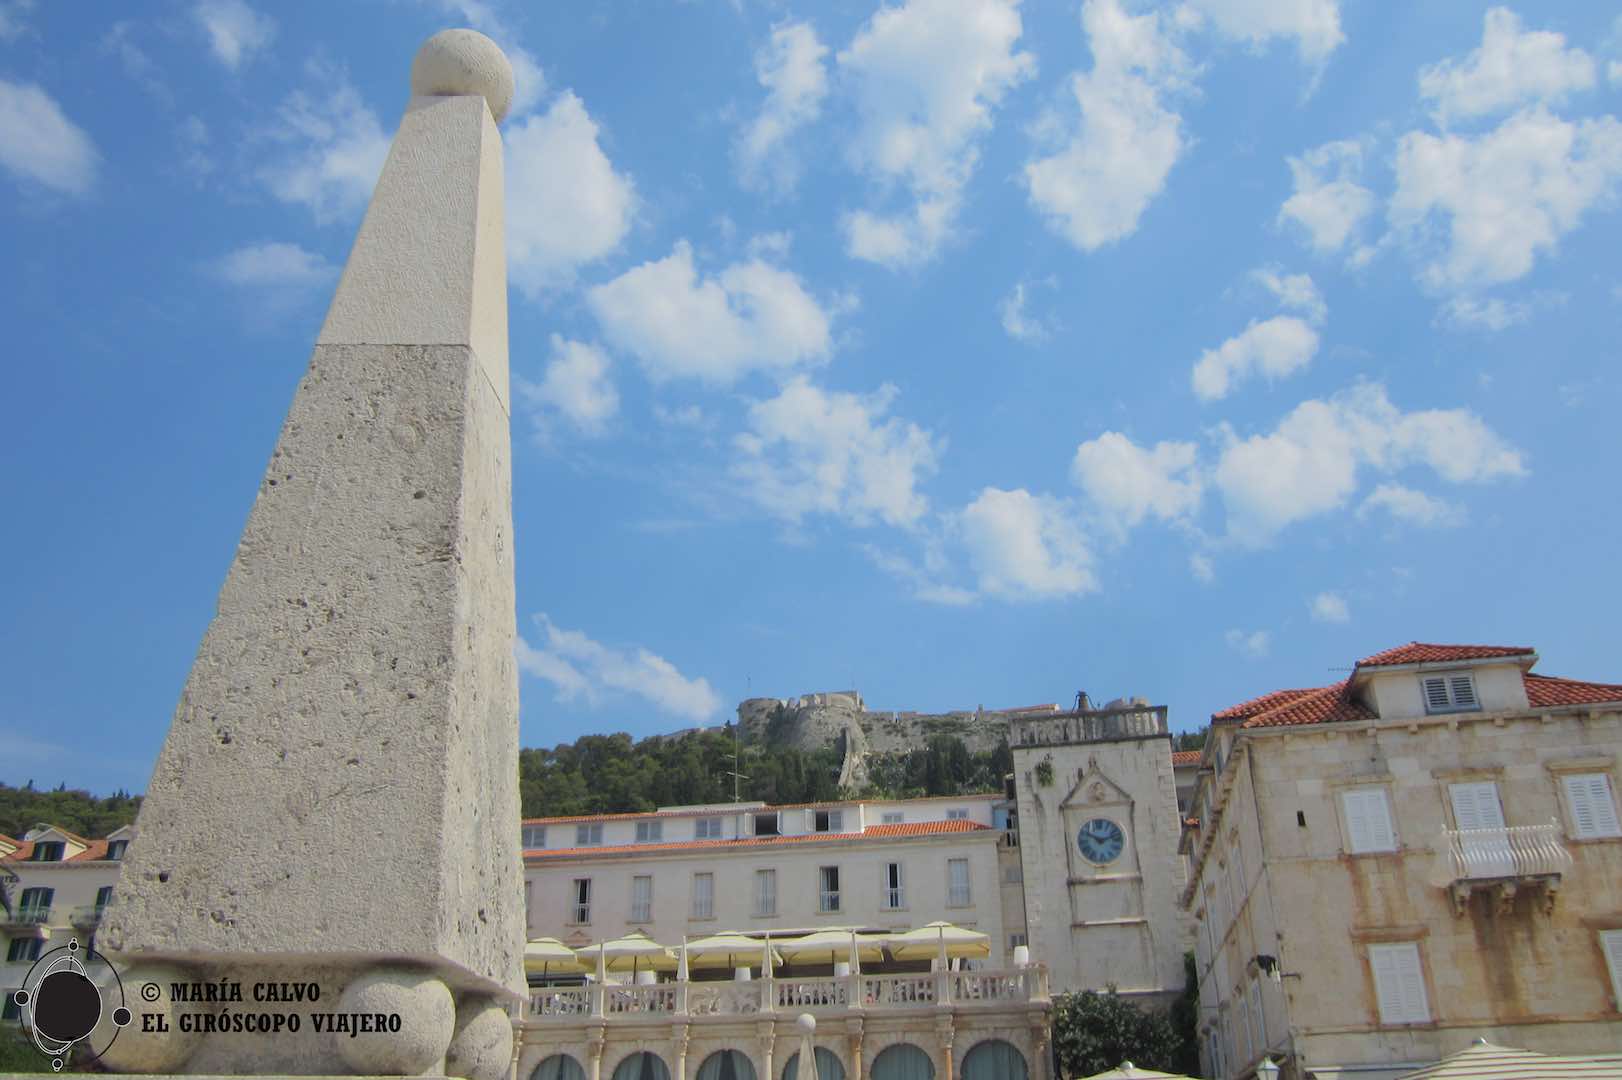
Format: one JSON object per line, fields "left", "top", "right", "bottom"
{"left": 1181, "top": 643, "right": 1622, "bottom": 1080}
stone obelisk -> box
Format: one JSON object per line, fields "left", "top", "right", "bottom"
{"left": 98, "top": 30, "right": 525, "bottom": 1078}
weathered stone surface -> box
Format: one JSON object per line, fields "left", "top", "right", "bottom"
{"left": 92, "top": 964, "right": 203, "bottom": 1073}
{"left": 333, "top": 972, "right": 455, "bottom": 1075}
{"left": 444, "top": 998, "right": 513, "bottom": 1080}
{"left": 98, "top": 30, "right": 526, "bottom": 1075}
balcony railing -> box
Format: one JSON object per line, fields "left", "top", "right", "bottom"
{"left": 1, "top": 906, "right": 52, "bottom": 932}
{"left": 70, "top": 905, "right": 107, "bottom": 929}
{"left": 1431, "top": 819, "right": 1572, "bottom": 915}
{"left": 524, "top": 965, "right": 1049, "bottom": 1023}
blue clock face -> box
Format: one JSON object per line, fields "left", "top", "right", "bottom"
{"left": 1077, "top": 818, "right": 1125, "bottom": 864}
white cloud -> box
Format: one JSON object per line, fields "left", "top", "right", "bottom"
{"left": 861, "top": 544, "right": 977, "bottom": 606}
{"left": 1214, "top": 382, "right": 1524, "bottom": 543}
{"left": 517, "top": 615, "right": 723, "bottom": 723}
{"left": 257, "top": 71, "right": 390, "bottom": 223}
{"left": 1390, "top": 108, "right": 1622, "bottom": 291}
{"left": 1253, "top": 267, "right": 1327, "bottom": 324}
{"left": 518, "top": 335, "right": 619, "bottom": 436}
{"left": 1024, "top": 0, "right": 1191, "bottom": 252}
{"left": 1309, "top": 591, "right": 1349, "bottom": 623}
{"left": 999, "top": 280, "right": 1055, "bottom": 343}
{"left": 1191, "top": 316, "right": 1320, "bottom": 401}
{"left": 1072, "top": 432, "right": 1202, "bottom": 527}
{"left": 0, "top": 1, "right": 33, "bottom": 42}
{"left": 588, "top": 242, "right": 834, "bottom": 385}
{"left": 1278, "top": 139, "right": 1374, "bottom": 256}
{"left": 0, "top": 79, "right": 97, "bottom": 195}
{"left": 1357, "top": 483, "right": 1466, "bottom": 527}
{"left": 732, "top": 377, "right": 941, "bottom": 528}
{"left": 837, "top": 0, "right": 1035, "bottom": 266}
{"left": 1181, "top": 0, "right": 1343, "bottom": 64}
{"left": 1439, "top": 295, "right": 1529, "bottom": 331}
{"left": 959, "top": 488, "right": 1096, "bottom": 599}
{"left": 213, "top": 241, "right": 336, "bottom": 289}
{"left": 1189, "top": 552, "right": 1215, "bottom": 583}
{"left": 1225, "top": 628, "right": 1271, "bottom": 658}
{"left": 1418, "top": 7, "right": 1596, "bottom": 126}
{"left": 506, "top": 92, "right": 637, "bottom": 296}
{"left": 737, "top": 21, "right": 828, "bottom": 194}
{"left": 193, "top": 0, "right": 275, "bottom": 70}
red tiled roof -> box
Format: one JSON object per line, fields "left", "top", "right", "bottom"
{"left": 1357, "top": 643, "right": 1534, "bottom": 667}
{"left": 523, "top": 792, "right": 999, "bottom": 826}
{"left": 1211, "top": 687, "right": 1319, "bottom": 722}
{"left": 1, "top": 837, "right": 114, "bottom": 863}
{"left": 524, "top": 819, "right": 990, "bottom": 860}
{"left": 1232, "top": 681, "right": 1377, "bottom": 729}
{"left": 1170, "top": 750, "right": 1203, "bottom": 766}
{"left": 1525, "top": 673, "right": 1622, "bottom": 708}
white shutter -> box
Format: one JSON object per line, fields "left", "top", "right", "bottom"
{"left": 1423, "top": 676, "right": 1451, "bottom": 711}
{"left": 1343, "top": 789, "right": 1397, "bottom": 853}
{"left": 1565, "top": 774, "right": 1622, "bottom": 839}
{"left": 1601, "top": 931, "right": 1622, "bottom": 1007}
{"left": 1448, "top": 675, "right": 1478, "bottom": 708}
{"left": 1448, "top": 782, "right": 1504, "bottom": 830}
{"left": 1369, "top": 943, "right": 1428, "bottom": 1023}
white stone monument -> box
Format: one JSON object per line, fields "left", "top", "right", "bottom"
{"left": 96, "top": 29, "right": 525, "bottom": 1078}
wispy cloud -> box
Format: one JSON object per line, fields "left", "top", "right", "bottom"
{"left": 0, "top": 79, "right": 98, "bottom": 196}
{"left": 193, "top": 0, "right": 276, "bottom": 71}
{"left": 517, "top": 615, "right": 723, "bottom": 723}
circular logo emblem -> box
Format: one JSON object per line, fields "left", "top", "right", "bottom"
{"left": 11, "top": 938, "right": 131, "bottom": 1071}
{"left": 1077, "top": 817, "right": 1125, "bottom": 864}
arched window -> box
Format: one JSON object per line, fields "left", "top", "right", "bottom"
{"left": 871, "top": 1044, "right": 933, "bottom": 1080}
{"left": 697, "top": 1050, "right": 758, "bottom": 1080}
{"left": 961, "top": 1041, "right": 1027, "bottom": 1080}
{"left": 780, "top": 1047, "right": 846, "bottom": 1080}
{"left": 611, "top": 1052, "right": 672, "bottom": 1080}
{"left": 532, "top": 1055, "right": 586, "bottom": 1080}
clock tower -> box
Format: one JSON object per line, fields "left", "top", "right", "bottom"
{"left": 1008, "top": 698, "right": 1193, "bottom": 1006}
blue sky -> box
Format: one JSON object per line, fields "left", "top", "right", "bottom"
{"left": 2, "top": 0, "right": 1619, "bottom": 796}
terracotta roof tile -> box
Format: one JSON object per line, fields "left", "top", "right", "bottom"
{"left": 1238, "top": 681, "right": 1376, "bottom": 729}
{"left": 524, "top": 819, "right": 989, "bottom": 860}
{"left": 1170, "top": 750, "right": 1203, "bottom": 766}
{"left": 1525, "top": 673, "right": 1622, "bottom": 708}
{"left": 1357, "top": 643, "right": 1534, "bottom": 667}
{"left": 1211, "top": 687, "right": 1319, "bottom": 722}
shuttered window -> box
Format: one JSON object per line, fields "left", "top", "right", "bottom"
{"left": 1601, "top": 930, "right": 1622, "bottom": 1008}
{"left": 1341, "top": 788, "right": 1397, "bottom": 853}
{"left": 630, "top": 876, "right": 653, "bottom": 922}
{"left": 692, "top": 873, "right": 714, "bottom": 919}
{"left": 882, "top": 862, "right": 904, "bottom": 910}
{"left": 1369, "top": 943, "right": 1429, "bottom": 1024}
{"left": 1447, "top": 781, "right": 1505, "bottom": 830}
{"left": 1249, "top": 978, "right": 1267, "bottom": 1050}
{"left": 1422, "top": 673, "right": 1479, "bottom": 713}
{"left": 754, "top": 869, "right": 777, "bottom": 916}
{"left": 1236, "top": 996, "right": 1251, "bottom": 1064}
{"left": 948, "top": 858, "right": 972, "bottom": 907}
{"left": 1564, "top": 773, "right": 1622, "bottom": 839}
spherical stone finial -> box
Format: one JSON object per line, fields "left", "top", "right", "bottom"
{"left": 796, "top": 1012, "right": 816, "bottom": 1034}
{"left": 411, "top": 29, "right": 515, "bottom": 124}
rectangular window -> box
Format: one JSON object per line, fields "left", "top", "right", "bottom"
{"left": 95, "top": 885, "right": 114, "bottom": 912}
{"left": 30, "top": 841, "right": 64, "bottom": 862}
{"left": 7, "top": 938, "right": 43, "bottom": 963}
{"left": 1236, "top": 996, "right": 1252, "bottom": 1065}
{"left": 1009, "top": 932, "right": 1028, "bottom": 950}
{"left": 882, "top": 862, "right": 904, "bottom": 910}
{"left": 635, "top": 821, "right": 663, "bottom": 843}
{"left": 1448, "top": 781, "right": 1506, "bottom": 831}
{"left": 630, "top": 876, "right": 653, "bottom": 922}
{"left": 754, "top": 813, "right": 780, "bottom": 837}
{"left": 1422, "top": 673, "right": 1479, "bottom": 713}
{"left": 1, "top": 988, "right": 21, "bottom": 1020}
{"left": 692, "top": 872, "right": 714, "bottom": 919}
{"left": 1341, "top": 788, "right": 1398, "bottom": 853}
{"left": 1224, "top": 859, "right": 1240, "bottom": 918}
{"left": 946, "top": 808, "right": 969, "bottom": 820}
{"left": 1249, "top": 978, "right": 1266, "bottom": 1055}
{"left": 575, "top": 823, "right": 603, "bottom": 846}
{"left": 18, "top": 887, "right": 52, "bottom": 919}
{"left": 818, "top": 866, "right": 841, "bottom": 912}
{"left": 106, "top": 840, "right": 128, "bottom": 860}
{"left": 522, "top": 825, "right": 547, "bottom": 849}
{"left": 881, "top": 812, "right": 904, "bottom": 825}
{"left": 571, "top": 878, "right": 591, "bottom": 924}
{"left": 754, "top": 869, "right": 777, "bottom": 916}
{"left": 814, "top": 809, "right": 844, "bottom": 832}
{"left": 1369, "top": 943, "right": 1430, "bottom": 1024}
{"left": 1601, "top": 930, "right": 1622, "bottom": 1008}
{"left": 695, "top": 816, "right": 723, "bottom": 840}
{"left": 1564, "top": 773, "right": 1622, "bottom": 839}
{"left": 948, "top": 858, "right": 972, "bottom": 907}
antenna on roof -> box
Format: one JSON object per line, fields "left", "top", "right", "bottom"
{"left": 728, "top": 678, "right": 750, "bottom": 803}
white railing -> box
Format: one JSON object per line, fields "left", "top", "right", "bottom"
{"left": 1431, "top": 819, "right": 1572, "bottom": 886}
{"left": 775, "top": 977, "right": 849, "bottom": 1010}
{"left": 524, "top": 966, "right": 1048, "bottom": 1023}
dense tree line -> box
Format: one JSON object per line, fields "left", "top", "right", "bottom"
{"left": 0, "top": 781, "right": 142, "bottom": 841}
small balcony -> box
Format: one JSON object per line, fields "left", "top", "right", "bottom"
{"left": 0, "top": 906, "right": 52, "bottom": 936}
{"left": 70, "top": 905, "right": 108, "bottom": 930}
{"left": 1430, "top": 819, "right": 1572, "bottom": 915}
